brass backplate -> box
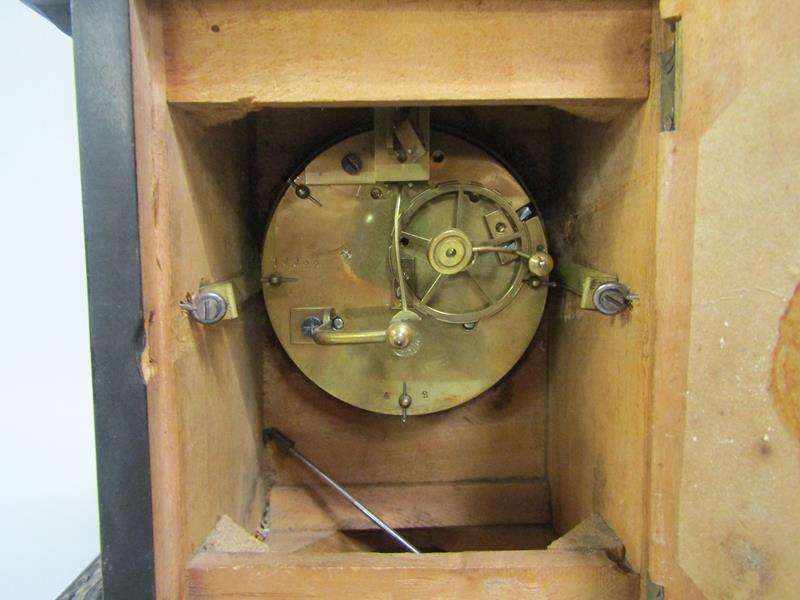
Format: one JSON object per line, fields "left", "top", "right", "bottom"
{"left": 262, "top": 132, "right": 548, "bottom": 415}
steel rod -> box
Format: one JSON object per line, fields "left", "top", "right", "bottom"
{"left": 393, "top": 187, "right": 409, "bottom": 312}
{"left": 264, "top": 428, "right": 421, "bottom": 554}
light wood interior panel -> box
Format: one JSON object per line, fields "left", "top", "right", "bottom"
{"left": 167, "top": 110, "right": 265, "bottom": 552}
{"left": 162, "top": 0, "right": 651, "bottom": 111}
{"left": 545, "top": 13, "right": 663, "bottom": 573}
{"left": 649, "top": 2, "right": 800, "bottom": 599}
{"left": 186, "top": 550, "right": 639, "bottom": 600}
{"left": 131, "top": 2, "right": 265, "bottom": 598}
{"left": 266, "top": 524, "right": 557, "bottom": 554}
{"left": 264, "top": 329, "right": 549, "bottom": 526}
{"left": 269, "top": 481, "right": 550, "bottom": 532}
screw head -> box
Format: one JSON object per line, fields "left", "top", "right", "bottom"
{"left": 332, "top": 316, "right": 345, "bottom": 330}
{"left": 593, "top": 282, "right": 635, "bottom": 315}
{"left": 301, "top": 315, "right": 322, "bottom": 337}
{"left": 527, "top": 251, "right": 554, "bottom": 277}
{"left": 341, "top": 153, "right": 363, "bottom": 175}
{"left": 370, "top": 187, "right": 383, "bottom": 199}
{"left": 398, "top": 393, "right": 412, "bottom": 408}
{"left": 187, "top": 292, "right": 228, "bottom": 325}
{"left": 462, "top": 322, "right": 477, "bottom": 331}
{"left": 294, "top": 184, "right": 311, "bottom": 199}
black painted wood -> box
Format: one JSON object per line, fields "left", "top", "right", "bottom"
{"left": 56, "top": 555, "right": 103, "bottom": 600}
{"left": 19, "top": 0, "right": 71, "bottom": 35}
{"left": 71, "top": 0, "right": 156, "bottom": 598}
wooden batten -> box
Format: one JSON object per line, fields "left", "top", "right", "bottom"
{"left": 268, "top": 480, "right": 551, "bottom": 532}
{"left": 186, "top": 550, "right": 639, "bottom": 600}
{"left": 162, "top": 0, "right": 651, "bottom": 113}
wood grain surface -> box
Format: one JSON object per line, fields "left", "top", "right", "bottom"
{"left": 163, "top": 0, "right": 651, "bottom": 108}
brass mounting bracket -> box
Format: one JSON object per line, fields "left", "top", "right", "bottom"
{"left": 374, "top": 107, "right": 430, "bottom": 182}
{"left": 552, "top": 259, "right": 639, "bottom": 315}
{"left": 180, "top": 268, "right": 262, "bottom": 325}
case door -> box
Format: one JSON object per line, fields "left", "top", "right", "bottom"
{"left": 650, "top": 2, "right": 800, "bottom": 599}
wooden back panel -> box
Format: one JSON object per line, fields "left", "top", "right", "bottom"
{"left": 257, "top": 107, "right": 555, "bottom": 531}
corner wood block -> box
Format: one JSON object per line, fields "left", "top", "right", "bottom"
{"left": 548, "top": 512, "right": 628, "bottom": 566}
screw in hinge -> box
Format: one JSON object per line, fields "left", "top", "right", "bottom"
{"left": 646, "top": 579, "right": 665, "bottom": 600}
{"left": 660, "top": 29, "right": 679, "bottom": 132}
{"left": 256, "top": 503, "right": 271, "bottom": 541}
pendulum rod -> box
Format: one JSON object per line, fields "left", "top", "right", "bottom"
{"left": 263, "top": 428, "right": 421, "bottom": 554}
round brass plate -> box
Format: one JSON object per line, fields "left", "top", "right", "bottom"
{"left": 262, "top": 132, "right": 548, "bottom": 415}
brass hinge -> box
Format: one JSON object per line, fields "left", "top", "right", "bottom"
{"left": 647, "top": 578, "right": 666, "bottom": 600}
{"left": 660, "top": 19, "right": 682, "bottom": 132}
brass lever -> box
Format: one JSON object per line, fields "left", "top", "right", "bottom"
{"left": 472, "top": 246, "right": 554, "bottom": 278}
{"left": 311, "top": 187, "right": 422, "bottom": 353}
{"left": 312, "top": 326, "right": 387, "bottom": 345}
{"left": 312, "top": 309, "right": 421, "bottom": 354}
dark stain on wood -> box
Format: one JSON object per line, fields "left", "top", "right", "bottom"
{"left": 770, "top": 282, "right": 800, "bottom": 441}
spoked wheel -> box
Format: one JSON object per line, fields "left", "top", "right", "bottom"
{"left": 393, "top": 183, "right": 532, "bottom": 325}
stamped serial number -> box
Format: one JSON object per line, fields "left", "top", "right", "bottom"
{"left": 270, "top": 256, "right": 321, "bottom": 270}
